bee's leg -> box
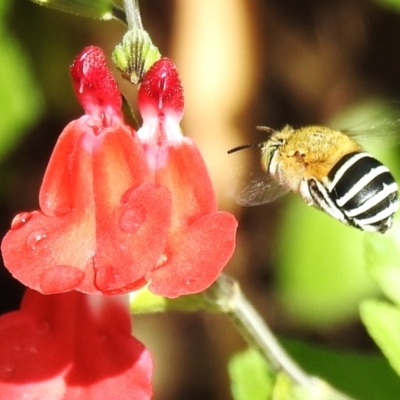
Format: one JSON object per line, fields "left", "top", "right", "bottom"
{"left": 299, "top": 179, "right": 314, "bottom": 206}
{"left": 306, "top": 178, "right": 350, "bottom": 225}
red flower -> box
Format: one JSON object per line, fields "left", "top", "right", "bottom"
{"left": 0, "top": 289, "right": 152, "bottom": 399}
{"left": 137, "top": 58, "right": 238, "bottom": 297}
{"left": 1, "top": 47, "right": 237, "bottom": 297}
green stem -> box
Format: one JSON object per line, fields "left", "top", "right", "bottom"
{"left": 208, "top": 275, "right": 354, "bottom": 399}
{"left": 123, "top": 0, "right": 143, "bottom": 30}
{"left": 209, "top": 275, "right": 311, "bottom": 385}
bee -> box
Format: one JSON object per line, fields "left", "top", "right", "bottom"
{"left": 228, "top": 125, "right": 399, "bottom": 233}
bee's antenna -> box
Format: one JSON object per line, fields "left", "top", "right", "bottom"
{"left": 227, "top": 144, "right": 258, "bottom": 154}
{"left": 228, "top": 126, "right": 274, "bottom": 154}
{"left": 256, "top": 126, "right": 276, "bottom": 136}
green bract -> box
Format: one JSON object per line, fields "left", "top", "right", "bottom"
{"left": 112, "top": 29, "right": 161, "bottom": 84}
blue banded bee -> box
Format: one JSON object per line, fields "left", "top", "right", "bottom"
{"left": 228, "top": 125, "right": 399, "bottom": 233}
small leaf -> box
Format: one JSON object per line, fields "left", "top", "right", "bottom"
{"left": 228, "top": 348, "right": 274, "bottom": 400}
{"left": 30, "top": 0, "right": 119, "bottom": 20}
{"left": 360, "top": 299, "right": 400, "bottom": 377}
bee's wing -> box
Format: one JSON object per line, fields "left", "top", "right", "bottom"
{"left": 337, "top": 116, "right": 400, "bottom": 146}
{"left": 236, "top": 176, "right": 290, "bottom": 206}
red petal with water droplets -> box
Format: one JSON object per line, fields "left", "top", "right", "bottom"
{"left": 148, "top": 138, "right": 237, "bottom": 297}
{"left": 2, "top": 120, "right": 97, "bottom": 294}
{"left": 1, "top": 119, "right": 171, "bottom": 294}
{"left": 91, "top": 127, "right": 172, "bottom": 294}
{"left": 0, "top": 290, "right": 153, "bottom": 399}
{"left": 149, "top": 212, "right": 237, "bottom": 297}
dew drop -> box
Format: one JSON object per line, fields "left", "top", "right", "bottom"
{"left": 10, "top": 212, "right": 33, "bottom": 230}
{"left": 1, "top": 363, "right": 14, "bottom": 379}
{"left": 26, "top": 231, "right": 47, "bottom": 250}
{"left": 27, "top": 344, "right": 38, "bottom": 354}
{"left": 53, "top": 204, "right": 71, "bottom": 216}
{"left": 156, "top": 254, "right": 168, "bottom": 268}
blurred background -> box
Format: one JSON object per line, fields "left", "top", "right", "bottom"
{"left": 2, "top": 0, "right": 400, "bottom": 398}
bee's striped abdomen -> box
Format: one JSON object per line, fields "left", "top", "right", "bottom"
{"left": 325, "top": 152, "right": 399, "bottom": 233}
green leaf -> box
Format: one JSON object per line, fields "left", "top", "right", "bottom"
{"left": 29, "top": 0, "right": 119, "bottom": 20}
{"left": 283, "top": 338, "right": 400, "bottom": 400}
{"left": 360, "top": 299, "right": 400, "bottom": 377}
{"left": 228, "top": 348, "right": 274, "bottom": 400}
{"left": 364, "top": 221, "right": 400, "bottom": 306}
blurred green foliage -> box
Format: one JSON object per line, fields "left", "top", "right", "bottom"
{"left": 229, "top": 337, "right": 400, "bottom": 400}
{"left": 229, "top": 348, "right": 274, "bottom": 400}
{"left": 373, "top": 0, "right": 400, "bottom": 12}
{"left": 360, "top": 221, "right": 400, "bottom": 377}
{"left": 0, "top": 0, "right": 43, "bottom": 162}
{"left": 284, "top": 339, "right": 400, "bottom": 400}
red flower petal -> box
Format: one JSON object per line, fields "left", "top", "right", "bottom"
{"left": 147, "top": 139, "right": 237, "bottom": 296}
{"left": 149, "top": 212, "right": 237, "bottom": 297}
{"left": 91, "top": 122, "right": 171, "bottom": 294}
{"left": 0, "top": 289, "right": 153, "bottom": 399}
{"left": 2, "top": 120, "right": 97, "bottom": 294}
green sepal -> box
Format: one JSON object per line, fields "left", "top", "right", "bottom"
{"left": 129, "top": 276, "right": 241, "bottom": 314}
{"left": 360, "top": 299, "right": 400, "bottom": 377}
{"left": 129, "top": 286, "right": 224, "bottom": 315}
{"left": 112, "top": 29, "right": 161, "bottom": 84}
{"left": 29, "top": 0, "right": 120, "bottom": 21}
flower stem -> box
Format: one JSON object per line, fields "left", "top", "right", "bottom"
{"left": 207, "top": 275, "right": 354, "bottom": 399}
{"left": 123, "top": 0, "right": 143, "bottom": 30}
{"left": 208, "top": 275, "right": 311, "bottom": 385}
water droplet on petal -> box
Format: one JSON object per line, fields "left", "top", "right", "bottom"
{"left": 53, "top": 205, "right": 71, "bottom": 216}
{"left": 28, "top": 345, "right": 38, "bottom": 354}
{"left": 10, "top": 212, "right": 33, "bottom": 230}
{"left": 0, "top": 363, "right": 14, "bottom": 379}
{"left": 156, "top": 254, "right": 168, "bottom": 267}
{"left": 26, "top": 231, "right": 47, "bottom": 250}
{"left": 119, "top": 206, "right": 146, "bottom": 233}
